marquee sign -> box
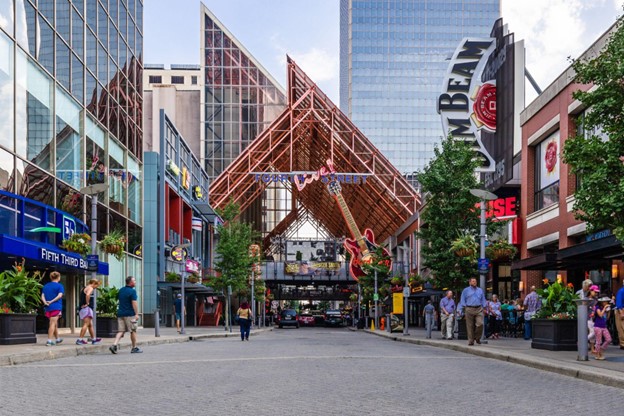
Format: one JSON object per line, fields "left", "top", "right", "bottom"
{"left": 438, "top": 38, "right": 496, "bottom": 172}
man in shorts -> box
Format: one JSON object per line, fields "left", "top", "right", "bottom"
{"left": 110, "top": 276, "right": 142, "bottom": 354}
{"left": 41, "top": 271, "right": 64, "bottom": 346}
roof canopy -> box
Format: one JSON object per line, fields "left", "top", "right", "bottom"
{"left": 209, "top": 57, "right": 420, "bottom": 250}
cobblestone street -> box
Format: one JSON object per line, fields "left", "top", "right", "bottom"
{"left": 1, "top": 328, "right": 621, "bottom": 415}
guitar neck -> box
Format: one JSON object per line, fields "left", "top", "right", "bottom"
{"left": 335, "top": 193, "right": 368, "bottom": 253}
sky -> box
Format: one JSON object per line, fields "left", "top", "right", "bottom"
{"left": 143, "top": 0, "right": 622, "bottom": 105}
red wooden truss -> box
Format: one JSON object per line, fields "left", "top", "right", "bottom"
{"left": 209, "top": 57, "right": 420, "bottom": 250}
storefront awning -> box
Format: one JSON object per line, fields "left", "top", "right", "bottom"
{"left": 157, "top": 281, "right": 217, "bottom": 295}
{"left": 558, "top": 235, "right": 623, "bottom": 260}
{"left": 0, "top": 234, "right": 109, "bottom": 275}
{"left": 191, "top": 201, "right": 223, "bottom": 224}
{"left": 511, "top": 252, "right": 559, "bottom": 271}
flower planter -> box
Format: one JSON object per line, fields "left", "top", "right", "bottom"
{"left": 455, "top": 248, "right": 475, "bottom": 257}
{"left": 96, "top": 316, "right": 119, "bottom": 338}
{"left": 104, "top": 244, "right": 122, "bottom": 254}
{"left": 0, "top": 313, "right": 37, "bottom": 345}
{"left": 531, "top": 318, "right": 577, "bottom": 351}
{"left": 489, "top": 248, "right": 514, "bottom": 261}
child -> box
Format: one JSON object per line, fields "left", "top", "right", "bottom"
{"left": 593, "top": 297, "right": 613, "bottom": 360}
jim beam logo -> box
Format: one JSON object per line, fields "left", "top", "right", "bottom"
{"left": 438, "top": 38, "right": 496, "bottom": 172}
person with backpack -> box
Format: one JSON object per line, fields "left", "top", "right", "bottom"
{"left": 237, "top": 301, "right": 253, "bottom": 341}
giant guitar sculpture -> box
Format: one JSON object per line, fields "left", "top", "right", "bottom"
{"left": 327, "top": 180, "right": 391, "bottom": 281}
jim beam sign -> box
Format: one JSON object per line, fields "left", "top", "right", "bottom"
{"left": 438, "top": 39, "right": 496, "bottom": 172}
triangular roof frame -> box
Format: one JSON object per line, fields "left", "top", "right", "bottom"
{"left": 210, "top": 57, "right": 420, "bottom": 249}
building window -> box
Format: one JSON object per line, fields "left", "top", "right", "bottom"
{"left": 534, "top": 131, "right": 560, "bottom": 211}
{"left": 171, "top": 76, "right": 184, "bottom": 84}
{"left": 191, "top": 76, "right": 197, "bottom": 85}
{"left": 149, "top": 75, "right": 162, "bottom": 84}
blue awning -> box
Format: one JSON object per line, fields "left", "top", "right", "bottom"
{"left": 0, "top": 234, "right": 109, "bottom": 275}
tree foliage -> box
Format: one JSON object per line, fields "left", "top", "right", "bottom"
{"left": 205, "top": 201, "right": 259, "bottom": 296}
{"left": 562, "top": 18, "right": 624, "bottom": 243}
{"left": 416, "top": 135, "right": 500, "bottom": 292}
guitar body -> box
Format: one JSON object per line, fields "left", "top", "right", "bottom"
{"left": 344, "top": 228, "right": 387, "bottom": 281}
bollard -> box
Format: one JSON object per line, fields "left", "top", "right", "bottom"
{"left": 154, "top": 308, "right": 161, "bottom": 337}
{"left": 574, "top": 299, "right": 591, "bottom": 361}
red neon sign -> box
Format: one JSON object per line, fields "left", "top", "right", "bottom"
{"left": 475, "top": 196, "right": 517, "bottom": 219}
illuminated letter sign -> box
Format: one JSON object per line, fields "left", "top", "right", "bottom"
{"left": 181, "top": 167, "right": 190, "bottom": 190}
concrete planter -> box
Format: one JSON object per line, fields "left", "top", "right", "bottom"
{"left": 96, "top": 316, "right": 119, "bottom": 338}
{"left": 0, "top": 313, "right": 37, "bottom": 345}
{"left": 531, "top": 318, "right": 577, "bottom": 351}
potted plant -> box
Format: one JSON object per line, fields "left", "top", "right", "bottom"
{"left": 60, "top": 232, "right": 92, "bottom": 257}
{"left": 0, "top": 259, "right": 43, "bottom": 344}
{"left": 450, "top": 232, "right": 478, "bottom": 257}
{"left": 100, "top": 229, "right": 127, "bottom": 261}
{"left": 95, "top": 286, "right": 119, "bottom": 338}
{"left": 187, "top": 272, "right": 200, "bottom": 284}
{"left": 486, "top": 239, "right": 517, "bottom": 261}
{"left": 165, "top": 271, "right": 181, "bottom": 282}
{"left": 531, "top": 280, "right": 579, "bottom": 351}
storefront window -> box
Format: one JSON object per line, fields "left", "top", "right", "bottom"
{"left": 55, "top": 85, "right": 83, "bottom": 190}
{"left": 127, "top": 154, "right": 141, "bottom": 223}
{"left": 57, "top": 180, "right": 83, "bottom": 219}
{"left": 16, "top": 51, "right": 54, "bottom": 171}
{"left": 0, "top": 29, "right": 13, "bottom": 151}
{"left": 534, "top": 131, "right": 560, "bottom": 211}
{"left": 108, "top": 137, "right": 127, "bottom": 215}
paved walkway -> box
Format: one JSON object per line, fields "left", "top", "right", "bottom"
{"left": 356, "top": 326, "right": 624, "bottom": 389}
{"left": 0, "top": 325, "right": 272, "bottom": 366}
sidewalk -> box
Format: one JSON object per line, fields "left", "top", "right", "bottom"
{"left": 0, "top": 325, "right": 273, "bottom": 366}
{"left": 355, "top": 326, "right": 624, "bottom": 389}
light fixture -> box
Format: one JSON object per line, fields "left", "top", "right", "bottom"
{"left": 612, "top": 263, "right": 618, "bottom": 279}
{"left": 519, "top": 281, "right": 524, "bottom": 292}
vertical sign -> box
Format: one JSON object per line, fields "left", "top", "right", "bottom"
{"left": 62, "top": 216, "right": 76, "bottom": 241}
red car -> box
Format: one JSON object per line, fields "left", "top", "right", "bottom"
{"left": 297, "top": 313, "right": 315, "bottom": 327}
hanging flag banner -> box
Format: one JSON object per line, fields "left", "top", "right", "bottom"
{"left": 192, "top": 217, "right": 203, "bottom": 232}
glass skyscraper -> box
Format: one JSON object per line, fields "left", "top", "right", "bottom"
{"left": 0, "top": 0, "right": 143, "bottom": 291}
{"left": 340, "top": 0, "right": 500, "bottom": 176}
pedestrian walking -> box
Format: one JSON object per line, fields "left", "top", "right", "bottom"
{"left": 76, "top": 279, "right": 102, "bottom": 345}
{"left": 109, "top": 276, "right": 142, "bottom": 354}
{"left": 237, "top": 301, "right": 252, "bottom": 341}
{"left": 614, "top": 285, "right": 624, "bottom": 349}
{"left": 439, "top": 291, "right": 455, "bottom": 340}
{"left": 423, "top": 300, "right": 436, "bottom": 339}
{"left": 41, "top": 271, "right": 64, "bottom": 346}
{"left": 593, "top": 297, "right": 613, "bottom": 360}
{"left": 457, "top": 277, "right": 486, "bottom": 346}
{"left": 487, "top": 294, "right": 502, "bottom": 340}
{"left": 173, "top": 293, "right": 185, "bottom": 333}
{"left": 522, "top": 286, "right": 541, "bottom": 340}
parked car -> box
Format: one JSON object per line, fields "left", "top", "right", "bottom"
{"left": 324, "top": 309, "right": 344, "bottom": 327}
{"left": 278, "top": 309, "right": 299, "bottom": 329}
{"left": 298, "top": 313, "right": 315, "bottom": 327}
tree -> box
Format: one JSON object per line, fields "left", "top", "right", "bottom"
{"left": 205, "top": 201, "right": 259, "bottom": 327}
{"left": 562, "top": 18, "right": 624, "bottom": 243}
{"left": 416, "top": 135, "right": 500, "bottom": 292}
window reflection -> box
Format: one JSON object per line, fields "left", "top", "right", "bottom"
{"left": 39, "top": 17, "right": 55, "bottom": 74}
{"left": 0, "top": 147, "right": 14, "bottom": 192}
{"left": 85, "top": 116, "right": 106, "bottom": 187}
{"left": 55, "top": 86, "right": 82, "bottom": 190}
{"left": 108, "top": 137, "right": 127, "bottom": 215}
{"left": 57, "top": 180, "right": 83, "bottom": 219}
{"left": 0, "top": 0, "right": 14, "bottom": 36}
{"left": 56, "top": 0, "right": 70, "bottom": 42}
{"left": 16, "top": 158, "right": 55, "bottom": 207}
{"left": 56, "top": 35, "right": 70, "bottom": 90}
{"left": 16, "top": 51, "right": 53, "bottom": 170}
{"left": 0, "top": 30, "right": 14, "bottom": 151}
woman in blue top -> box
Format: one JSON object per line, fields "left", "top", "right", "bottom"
{"left": 41, "top": 271, "right": 64, "bottom": 346}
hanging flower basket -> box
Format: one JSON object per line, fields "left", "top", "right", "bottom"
{"left": 100, "top": 229, "right": 127, "bottom": 261}
{"left": 61, "top": 233, "right": 92, "bottom": 257}
{"left": 486, "top": 240, "right": 517, "bottom": 262}
{"left": 454, "top": 248, "right": 476, "bottom": 257}
{"left": 390, "top": 285, "right": 404, "bottom": 293}
{"left": 450, "top": 232, "right": 478, "bottom": 258}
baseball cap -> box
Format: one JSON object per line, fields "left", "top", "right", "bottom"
{"left": 177, "top": 293, "right": 182, "bottom": 298}
{"left": 589, "top": 285, "right": 599, "bottom": 292}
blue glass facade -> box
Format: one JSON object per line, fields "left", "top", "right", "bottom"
{"left": 340, "top": 0, "right": 500, "bottom": 175}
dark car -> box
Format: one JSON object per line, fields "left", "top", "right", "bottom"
{"left": 298, "top": 313, "right": 315, "bottom": 327}
{"left": 324, "top": 309, "right": 344, "bottom": 327}
{"left": 278, "top": 309, "right": 299, "bottom": 328}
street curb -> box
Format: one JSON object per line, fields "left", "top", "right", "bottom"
{"left": 353, "top": 328, "right": 624, "bottom": 390}
{"left": 1, "top": 327, "right": 273, "bottom": 366}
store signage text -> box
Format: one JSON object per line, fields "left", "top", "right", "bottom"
{"left": 438, "top": 38, "right": 496, "bottom": 172}
{"left": 252, "top": 160, "right": 369, "bottom": 190}
{"left": 474, "top": 196, "right": 517, "bottom": 219}
{"left": 181, "top": 167, "right": 190, "bottom": 190}
{"left": 40, "top": 247, "right": 87, "bottom": 270}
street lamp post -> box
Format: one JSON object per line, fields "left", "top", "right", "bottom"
{"left": 80, "top": 182, "right": 108, "bottom": 337}
{"left": 374, "top": 268, "right": 378, "bottom": 331}
{"left": 470, "top": 188, "right": 497, "bottom": 344}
